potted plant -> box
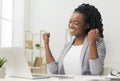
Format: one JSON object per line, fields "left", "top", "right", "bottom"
{"left": 35, "top": 43, "right": 40, "bottom": 49}
{"left": 0, "top": 58, "right": 7, "bottom": 78}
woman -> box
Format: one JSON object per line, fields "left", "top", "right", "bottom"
{"left": 43, "top": 3, "right": 106, "bottom": 75}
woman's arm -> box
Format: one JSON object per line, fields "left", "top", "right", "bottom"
{"left": 88, "top": 29, "right": 99, "bottom": 60}
{"left": 88, "top": 29, "right": 106, "bottom": 75}
{"left": 89, "top": 39, "right": 106, "bottom": 75}
{"left": 43, "top": 33, "right": 55, "bottom": 64}
{"left": 43, "top": 33, "right": 58, "bottom": 74}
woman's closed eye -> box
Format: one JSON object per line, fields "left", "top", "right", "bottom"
{"left": 74, "top": 22, "right": 80, "bottom": 25}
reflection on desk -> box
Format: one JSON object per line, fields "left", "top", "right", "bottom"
{"left": 0, "top": 75, "right": 115, "bottom": 81}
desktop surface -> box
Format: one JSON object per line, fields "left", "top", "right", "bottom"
{"left": 0, "top": 75, "right": 116, "bottom": 81}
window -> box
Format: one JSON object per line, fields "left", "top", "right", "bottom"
{"left": 0, "top": 0, "right": 13, "bottom": 47}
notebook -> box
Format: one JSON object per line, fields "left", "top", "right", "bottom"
{"left": 0, "top": 47, "right": 50, "bottom": 79}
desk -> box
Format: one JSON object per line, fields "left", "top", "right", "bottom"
{"left": 0, "top": 75, "right": 117, "bottom": 81}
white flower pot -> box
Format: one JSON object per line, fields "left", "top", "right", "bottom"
{"left": 0, "top": 67, "right": 6, "bottom": 78}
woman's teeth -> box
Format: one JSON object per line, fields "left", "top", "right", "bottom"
{"left": 70, "top": 29, "right": 75, "bottom": 32}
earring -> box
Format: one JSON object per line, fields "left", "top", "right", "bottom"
{"left": 85, "top": 26, "right": 90, "bottom": 30}
{"left": 85, "top": 27, "right": 87, "bottom": 30}
{"left": 87, "top": 26, "right": 90, "bottom": 29}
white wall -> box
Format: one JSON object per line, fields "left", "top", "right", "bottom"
{"left": 27, "top": 0, "right": 120, "bottom": 68}
{"left": 24, "top": 0, "right": 30, "bottom": 30}
{"left": 12, "top": 0, "right": 25, "bottom": 47}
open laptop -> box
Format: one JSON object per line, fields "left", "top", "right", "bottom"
{"left": 0, "top": 47, "right": 50, "bottom": 79}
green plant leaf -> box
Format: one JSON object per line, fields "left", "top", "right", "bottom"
{"left": 0, "top": 58, "right": 7, "bottom": 68}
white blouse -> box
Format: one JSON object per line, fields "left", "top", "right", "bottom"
{"left": 63, "top": 45, "right": 83, "bottom": 75}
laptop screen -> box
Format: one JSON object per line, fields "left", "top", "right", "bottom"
{"left": 0, "top": 47, "right": 33, "bottom": 78}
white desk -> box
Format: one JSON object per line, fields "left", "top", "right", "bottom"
{"left": 0, "top": 75, "right": 113, "bottom": 81}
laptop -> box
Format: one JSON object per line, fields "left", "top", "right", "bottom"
{"left": 0, "top": 47, "right": 50, "bottom": 79}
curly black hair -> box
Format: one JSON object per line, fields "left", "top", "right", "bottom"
{"left": 74, "top": 3, "right": 104, "bottom": 38}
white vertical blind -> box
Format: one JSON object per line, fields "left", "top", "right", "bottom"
{"left": 0, "top": 0, "right": 1, "bottom": 16}
{"left": 1, "top": 0, "right": 13, "bottom": 47}
{"left": 1, "top": 20, "right": 12, "bottom": 47}
{"left": 0, "top": 0, "right": 2, "bottom": 45}
{"left": 2, "top": 0, "right": 13, "bottom": 20}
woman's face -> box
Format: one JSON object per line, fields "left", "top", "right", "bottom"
{"left": 68, "top": 12, "right": 87, "bottom": 37}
